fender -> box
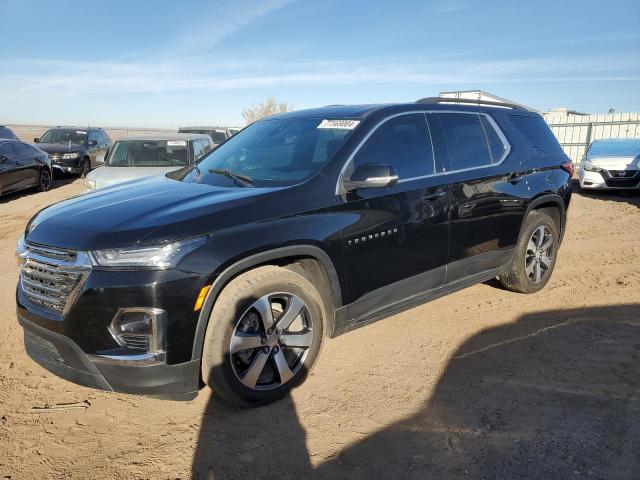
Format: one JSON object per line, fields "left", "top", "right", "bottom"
{"left": 521, "top": 193, "right": 567, "bottom": 244}
{"left": 190, "top": 244, "right": 342, "bottom": 360}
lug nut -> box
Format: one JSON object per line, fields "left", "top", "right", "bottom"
{"left": 262, "top": 346, "right": 270, "bottom": 354}
{"left": 261, "top": 337, "right": 267, "bottom": 345}
{"left": 267, "top": 328, "right": 274, "bottom": 335}
{"left": 272, "top": 346, "right": 279, "bottom": 354}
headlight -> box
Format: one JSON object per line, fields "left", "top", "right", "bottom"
{"left": 582, "top": 160, "right": 602, "bottom": 172}
{"left": 62, "top": 152, "right": 80, "bottom": 159}
{"left": 84, "top": 179, "right": 97, "bottom": 189}
{"left": 15, "top": 235, "right": 27, "bottom": 266}
{"left": 90, "top": 236, "right": 207, "bottom": 269}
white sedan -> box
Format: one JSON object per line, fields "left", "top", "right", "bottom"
{"left": 578, "top": 138, "right": 640, "bottom": 191}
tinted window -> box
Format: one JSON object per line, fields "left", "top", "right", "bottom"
{"left": 192, "top": 140, "right": 206, "bottom": 160}
{"left": 100, "top": 132, "right": 110, "bottom": 144}
{"left": 179, "top": 118, "right": 354, "bottom": 187}
{"left": 509, "top": 115, "right": 563, "bottom": 154}
{"left": 40, "top": 129, "right": 87, "bottom": 145}
{"left": 480, "top": 116, "right": 507, "bottom": 163}
{"left": 0, "top": 127, "right": 17, "bottom": 140}
{"left": 88, "top": 131, "right": 101, "bottom": 144}
{"left": 437, "top": 113, "right": 491, "bottom": 170}
{"left": 211, "top": 130, "right": 227, "bottom": 144}
{"left": 354, "top": 113, "right": 434, "bottom": 178}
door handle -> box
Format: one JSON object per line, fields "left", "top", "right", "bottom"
{"left": 424, "top": 191, "right": 446, "bottom": 202}
{"left": 508, "top": 172, "right": 524, "bottom": 184}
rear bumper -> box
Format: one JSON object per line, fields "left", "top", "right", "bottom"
{"left": 19, "top": 315, "right": 200, "bottom": 400}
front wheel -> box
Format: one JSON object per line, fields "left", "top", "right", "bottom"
{"left": 201, "top": 265, "right": 325, "bottom": 407}
{"left": 499, "top": 210, "right": 559, "bottom": 294}
{"left": 80, "top": 158, "right": 91, "bottom": 178}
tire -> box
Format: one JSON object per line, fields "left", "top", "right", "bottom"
{"left": 201, "top": 265, "right": 325, "bottom": 408}
{"left": 80, "top": 157, "right": 91, "bottom": 178}
{"left": 499, "top": 210, "right": 559, "bottom": 294}
{"left": 38, "top": 168, "right": 52, "bottom": 192}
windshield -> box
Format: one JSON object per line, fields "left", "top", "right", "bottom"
{"left": 107, "top": 139, "right": 190, "bottom": 167}
{"left": 39, "top": 129, "right": 87, "bottom": 145}
{"left": 588, "top": 139, "right": 640, "bottom": 157}
{"left": 177, "top": 117, "right": 354, "bottom": 187}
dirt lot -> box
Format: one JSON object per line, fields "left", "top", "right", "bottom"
{"left": 0, "top": 180, "right": 638, "bottom": 479}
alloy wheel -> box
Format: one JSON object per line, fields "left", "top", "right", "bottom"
{"left": 40, "top": 169, "right": 51, "bottom": 191}
{"left": 229, "top": 293, "right": 314, "bottom": 390}
{"left": 525, "top": 225, "right": 554, "bottom": 283}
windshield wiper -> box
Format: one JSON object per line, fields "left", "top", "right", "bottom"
{"left": 208, "top": 168, "right": 254, "bottom": 187}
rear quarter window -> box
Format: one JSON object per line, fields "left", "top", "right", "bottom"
{"left": 509, "top": 115, "right": 563, "bottom": 155}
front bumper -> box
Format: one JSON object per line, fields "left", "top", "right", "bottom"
{"left": 578, "top": 168, "right": 640, "bottom": 190}
{"left": 20, "top": 315, "right": 200, "bottom": 400}
{"left": 49, "top": 155, "right": 82, "bottom": 174}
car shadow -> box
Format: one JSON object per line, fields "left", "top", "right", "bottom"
{"left": 572, "top": 178, "right": 640, "bottom": 209}
{"left": 192, "top": 303, "right": 640, "bottom": 479}
{"left": 0, "top": 175, "right": 77, "bottom": 204}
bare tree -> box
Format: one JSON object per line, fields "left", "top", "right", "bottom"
{"left": 241, "top": 96, "right": 293, "bottom": 124}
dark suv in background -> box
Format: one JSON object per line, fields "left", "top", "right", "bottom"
{"left": 16, "top": 97, "right": 572, "bottom": 407}
{"left": 35, "top": 127, "right": 111, "bottom": 177}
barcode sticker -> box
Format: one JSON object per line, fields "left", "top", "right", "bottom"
{"left": 167, "top": 140, "right": 187, "bottom": 146}
{"left": 317, "top": 119, "right": 360, "bottom": 130}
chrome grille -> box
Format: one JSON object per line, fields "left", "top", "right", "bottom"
{"left": 19, "top": 243, "right": 89, "bottom": 316}
{"left": 119, "top": 334, "right": 150, "bottom": 351}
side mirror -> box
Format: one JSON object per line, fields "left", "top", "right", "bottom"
{"left": 343, "top": 163, "right": 399, "bottom": 191}
{"left": 34, "top": 138, "right": 39, "bottom": 143}
{"left": 89, "top": 140, "right": 98, "bottom": 146}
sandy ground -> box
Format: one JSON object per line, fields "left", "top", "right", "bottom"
{"left": 0, "top": 179, "right": 639, "bottom": 479}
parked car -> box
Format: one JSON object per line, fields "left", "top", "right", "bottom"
{"left": 227, "top": 127, "right": 241, "bottom": 136}
{"left": 0, "top": 126, "right": 18, "bottom": 140}
{"left": 578, "top": 138, "right": 640, "bottom": 190}
{"left": 83, "top": 134, "right": 214, "bottom": 191}
{"left": 0, "top": 139, "right": 52, "bottom": 196}
{"left": 16, "top": 97, "right": 572, "bottom": 407}
{"left": 34, "top": 127, "right": 111, "bottom": 178}
{"left": 178, "top": 126, "right": 236, "bottom": 145}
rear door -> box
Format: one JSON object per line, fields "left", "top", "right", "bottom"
{"left": 429, "top": 111, "right": 525, "bottom": 281}
{"left": 339, "top": 112, "right": 450, "bottom": 321}
{"left": 12, "top": 141, "right": 40, "bottom": 188}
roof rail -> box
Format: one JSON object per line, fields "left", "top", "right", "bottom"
{"left": 415, "top": 96, "right": 528, "bottom": 111}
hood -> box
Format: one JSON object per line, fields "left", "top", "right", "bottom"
{"left": 586, "top": 154, "right": 640, "bottom": 170}
{"left": 86, "top": 166, "right": 183, "bottom": 189}
{"left": 35, "top": 143, "right": 85, "bottom": 154}
{"left": 26, "top": 176, "right": 284, "bottom": 251}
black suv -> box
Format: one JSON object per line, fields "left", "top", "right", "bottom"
{"left": 34, "top": 127, "right": 112, "bottom": 177}
{"left": 16, "top": 98, "right": 572, "bottom": 407}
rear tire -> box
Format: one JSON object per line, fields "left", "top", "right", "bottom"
{"left": 38, "top": 168, "right": 52, "bottom": 192}
{"left": 201, "top": 265, "right": 325, "bottom": 408}
{"left": 80, "top": 158, "right": 91, "bottom": 178}
{"left": 499, "top": 210, "right": 559, "bottom": 294}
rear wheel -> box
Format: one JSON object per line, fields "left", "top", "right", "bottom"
{"left": 201, "top": 265, "right": 325, "bottom": 407}
{"left": 499, "top": 210, "right": 559, "bottom": 294}
{"left": 38, "top": 168, "right": 52, "bottom": 192}
{"left": 80, "top": 157, "right": 91, "bottom": 178}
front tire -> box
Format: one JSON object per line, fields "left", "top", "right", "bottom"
{"left": 201, "top": 265, "right": 325, "bottom": 407}
{"left": 80, "top": 157, "right": 91, "bottom": 178}
{"left": 499, "top": 210, "right": 559, "bottom": 294}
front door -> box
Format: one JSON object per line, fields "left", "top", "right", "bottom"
{"left": 338, "top": 113, "right": 450, "bottom": 322}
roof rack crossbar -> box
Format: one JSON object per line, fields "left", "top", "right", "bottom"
{"left": 415, "top": 97, "right": 528, "bottom": 111}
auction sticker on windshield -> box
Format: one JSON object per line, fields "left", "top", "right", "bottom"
{"left": 317, "top": 119, "right": 360, "bottom": 130}
{"left": 167, "top": 141, "right": 187, "bottom": 146}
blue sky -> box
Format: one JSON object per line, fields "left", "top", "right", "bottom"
{"left": 1, "top": 0, "right": 639, "bottom": 127}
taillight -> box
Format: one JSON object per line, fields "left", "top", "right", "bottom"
{"left": 561, "top": 161, "right": 574, "bottom": 177}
